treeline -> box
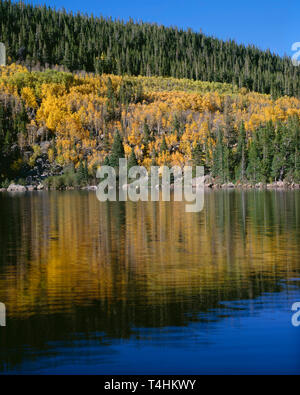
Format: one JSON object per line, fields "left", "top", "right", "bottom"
{"left": 209, "top": 118, "right": 300, "bottom": 184}
{"left": 0, "top": 0, "right": 299, "bottom": 98}
{"left": 35, "top": 114, "right": 300, "bottom": 189}
{"left": 103, "top": 117, "right": 300, "bottom": 185}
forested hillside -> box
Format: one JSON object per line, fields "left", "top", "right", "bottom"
{"left": 0, "top": 0, "right": 299, "bottom": 98}
{"left": 0, "top": 64, "right": 299, "bottom": 188}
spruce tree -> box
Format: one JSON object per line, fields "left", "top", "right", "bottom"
{"left": 192, "top": 141, "right": 205, "bottom": 167}
{"left": 235, "top": 122, "right": 248, "bottom": 182}
{"left": 192, "top": 141, "right": 205, "bottom": 176}
{"left": 103, "top": 156, "right": 110, "bottom": 166}
{"left": 271, "top": 125, "right": 286, "bottom": 181}
{"left": 212, "top": 129, "right": 226, "bottom": 183}
{"left": 109, "top": 130, "right": 125, "bottom": 169}
{"left": 142, "top": 119, "right": 151, "bottom": 156}
{"left": 247, "top": 132, "right": 260, "bottom": 182}
{"left": 128, "top": 148, "right": 138, "bottom": 170}
{"left": 84, "top": 160, "right": 89, "bottom": 182}
{"left": 143, "top": 119, "right": 151, "bottom": 144}
{"left": 260, "top": 122, "right": 274, "bottom": 183}
{"left": 294, "top": 120, "right": 300, "bottom": 182}
{"left": 151, "top": 148, "right": 158, "bottom": 166}
{"left": 77, "top": 161, "right": 85, "bottom": 185}
{"left": 160, "top": 135, "right": 168, "bottom": 153}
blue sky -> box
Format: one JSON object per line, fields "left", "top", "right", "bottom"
{"left": 23, "top": 0, "right": 298, "bottom": 57}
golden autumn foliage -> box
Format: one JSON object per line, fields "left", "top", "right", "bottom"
{"left": 1, "top": 64, "right": 300, "bottom": 174}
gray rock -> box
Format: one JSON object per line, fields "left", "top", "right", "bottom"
{"left": 27, "top": 185, "right": 37, "bottom": 191}
{"left": 7, "top": 184, "right": 27, "bottom": 192}
{"left": 204, "top": 175, "right": 214, "bottom": 184}
{"left": 221, "top": 183, "right": 235, "bottom": 188}
{"left": 290, "top": 183, "right": 300, "bottom": 189}
{"left": 255, "top": 182, "right": 264, "bottom": 189}
{"left": 276, "top": 181, "right": 286, "bottom": 188}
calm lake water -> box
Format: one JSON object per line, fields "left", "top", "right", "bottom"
{"left": 0, "top": 190, "right": 299, "bottom": 374}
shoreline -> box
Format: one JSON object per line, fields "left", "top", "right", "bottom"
{"left": 1, "top": 181, "right": 300, "bottom": 193}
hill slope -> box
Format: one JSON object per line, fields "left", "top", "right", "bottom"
{"left": 0, "top": 65, "right": 299, "bottom": 187}
{"left": 0, "top": 0, "right": 299, "bottom": 98}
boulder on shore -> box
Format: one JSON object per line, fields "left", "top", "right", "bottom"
{"left": 255, "top": 182, "right": 264, "bottom": 189}
{"left": 221, "top": 183, "right": 235, "bottom": 189}
{"left": 291, "top": 183, "right": 300, "bottom": 189}
{"left": 276, "top": 181, "right": 286, "bottom": 188}
{"left": 7, "top": 184, "right": 27, "bottom": 192}
{"left": 192, "top": 175, "right": 213, "bottom": 187}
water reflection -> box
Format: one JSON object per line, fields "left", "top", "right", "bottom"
{"left": 0, "top": 190, "right": 299, "bottom": 373}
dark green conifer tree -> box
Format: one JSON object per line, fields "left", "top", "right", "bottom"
{"left": 151, "top": 148, "right": 158, "bottom": 166}
{"left": 109, "top": 130, "right": 125, "bottom": 169}
{"left": 77, "top": 161, "right": 86, "bottom": 185}
{"left": 160, "top": 135, "right": 168, "bottom": 153}
{"left": 235, "top": 122, "right": 248, "bottom": 182}
{"left": 247, "top": 132, "right": 260, "bottom": 182}
{"left": 128, "top": 148, "right": 138, "bottom": 170}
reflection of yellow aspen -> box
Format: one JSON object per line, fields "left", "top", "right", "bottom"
{"left": 0, "top": 191, "right": 299, "bottom": 321}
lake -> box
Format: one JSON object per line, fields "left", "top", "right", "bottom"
{"left": 0, "top": 190, "right": 299, "bottom": 374}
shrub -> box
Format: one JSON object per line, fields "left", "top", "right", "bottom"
{"left": 1, "top": 179, "right": 10, "bottom": 188}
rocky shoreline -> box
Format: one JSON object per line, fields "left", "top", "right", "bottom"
{"left": 194, "top": 176, "right": 300, "bottom": 190}
{"left": 1, "top": 177, "right": 300, "bottom": 193}
{"left": 203, "top": 181, "right": 300, "bottom": 190}
{"left": 0, "top": 184, "right": 98, "bottom": 192}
